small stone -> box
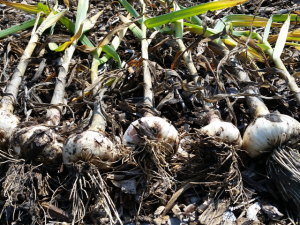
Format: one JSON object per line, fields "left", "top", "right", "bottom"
{"left": 121, "top": 179, "right": 136, "bottom": 194}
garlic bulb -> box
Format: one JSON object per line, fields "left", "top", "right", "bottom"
{"left": 243, "top": 113, "right": 300, "bottom": 158}
{"left": 0, "top": 110, "right": 19, "bottom": 147}
{"left": 0, "top": 9, "right": 67, "bottom": 148}
{"left": 123, "top": 116, "right": 180, "bottom": 152}
{"left": 63, "top": 130, "right": 120, "bottom": 170}
{"left": 62, "top": 24, "right": 129, "bottom": 169}
{"left": 199, "top": 111, "right": 242, "bottom": 147}
{"left": 11, "top": 125, "right": 63, "bottom": 165}
{"left": 123, "top": 15, "right": 179, "bottom": 156}
{"left": 11, "top": 1, "right": 89, "bottom": 166}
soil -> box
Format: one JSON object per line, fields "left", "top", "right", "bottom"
{"left": 0, "top": 0, "right": 300, "bottom": 224}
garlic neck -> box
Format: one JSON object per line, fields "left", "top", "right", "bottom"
{"left": 207, "top": 110, "right": 222, "bottom": 124}
{"left": 51, "top": 42, "right": 77, "bottom": 112}
{"left": 46, "top": 107, "right": 61, "bottom": 126}
{"left": 144, "top": 112, "right": 154, "bottom": 117}
{"left": 0, "top": 96, "right": 14, "bottom": 113}
{"left": 245, "top": 87, "right": 270, "bottom": 117}
{"left": 89, "top": 103, "right": 106, "bottom": 133}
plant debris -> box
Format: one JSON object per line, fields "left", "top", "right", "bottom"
{"left": 0, "top": 0, "right": 300, "bottom": 224}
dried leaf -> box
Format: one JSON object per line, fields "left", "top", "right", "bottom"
{"left": 0, "top": 0, "right": 39, "bottom": 14}
{"left": 63, "top": 0, "right": 70, "bottom": 8}
{"left": 77, "top": 20, "right": 137, "bottom": 53}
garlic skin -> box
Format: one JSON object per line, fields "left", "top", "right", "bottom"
{"left": 123, "top": 117, "right": 179, "bottom": 152}
{"left": 200, "top": 122, "right": 242, "bottom": 147}
{"left": 0, "top": 110, "right": 19, "bottom": 147}
{"left": 243, "top": 114, "right": 300, "bottom": 158}
{"left": 200, "top": 111, "right": 242, "bottom": 147}
{"left": 11, "top": 125, "right": 63, "bottom": 165}
{"left": 63, "top": 131, "right": 120, "bottom": 171}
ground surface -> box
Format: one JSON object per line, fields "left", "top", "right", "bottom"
{"left": 0, "top": 0, "right": 300, "bottom": 224}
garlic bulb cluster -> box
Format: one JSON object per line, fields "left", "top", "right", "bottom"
{"left": 63, "top": 130, "right": 120, "bottom": 170}
{"left": 0, "top": 110, "right": 19, "bottom": 147}
{"left": 11, "top": 125, "right": 63, "bottom": 165}
{"left": 200, "top": 111, "right": 242, "bottom": 147}
{"left": 243, "top": 113, "right": 300, "bottom": 158}
{"left": 123, "top": 116, "right": 180, "bottom": 152}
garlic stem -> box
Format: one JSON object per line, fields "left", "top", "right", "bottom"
{"left": 256, "top": 34, "right": 300, "bottom": 107}
{"left": 89, "top": 22, "right": 129, "bottom": 132}
{"left": 244, "top": 87, "right": 270, "bottom": 117}
{"left": 230, "top": 55, "right": 270, "bottom": 117}
{"left": 0, "top": 25, "right": 40, "bottom": 113}
{"left": 176, "top": 38, "right": 200, "bottom": 85}
{"left": 206, "top": 110, "right": 222, "bottom": 124}
{"left": 46, "top": 41, "right": 78, "bottom": 125}
{"left": 87, "top": 49, "right": 105, "bottom": 132}
{"left": 140, "top": 2, "right": 153, "bottom": 116}
{"left": 51, "top": 42, "right": 78, "bottom": 105}
{"left": 209, "top": 41, "right": 270, "bottom": 117}
{"left": 173, "top": 3, "right": 200, "bottom": 86}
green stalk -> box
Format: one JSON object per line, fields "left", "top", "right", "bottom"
{"left": 253, "top": 34, "right": 300, "bottom": 107}
{"left": 212, "top": 14, "right": 300, "bottom": 107}
{"left": 0, "top": 9, "right": 67, "bottom": 113}
{"left": 174, "top": 3, "right": 199, "bottom": 86}
{"left": 144, "top": 0, "right": 248, "bottom": 28}
{"left": 119, "top": 15, "right": 142, "bottom": 39}
{"left": 0, "top": 18, "right": 43, "bottom": 39}
{"left": 156, "top": 0, "right": 202, "bottom": 25}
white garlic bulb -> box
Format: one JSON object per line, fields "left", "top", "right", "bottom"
{"left": 200, "top": 111, "right": 242, "bottom": 147}
{"left": 243, "top": 113, "right": 300, "bottom": 158}
{"left": 123, "top": 116, "right": 180, "bottom": 152}
{"left": 0, "top": 110, "right": 19, "bottom": 147}
{"left": 11, "top": 125, "right": 63, "bottom": 165}
{"left": 63, "top": 130, "right": 120, "bottom": 171}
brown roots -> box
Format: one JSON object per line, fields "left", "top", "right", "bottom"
{"left": 267, "top": 146, "right": 300, "bottom": 219}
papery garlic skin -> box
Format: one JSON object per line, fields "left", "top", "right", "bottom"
{"left": 123, "top": 117, "right": 179, "bottom": 152}
{"left": 63, "top": 130, "right": 120, "bottom": 170}
{"left": 243, "top": 114, "right": 300, "bottom": 158}
{"left": 199, "top": 110, "right": 242, "bottom": 147}
{"left": 200, "top": 121, "right": 242, "bottom": 147}
{"left": 0, "top": 110, "right": 19, "bottom": 147}
{"left": 11, "top": 125, "right": 63, "bottom": 165}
